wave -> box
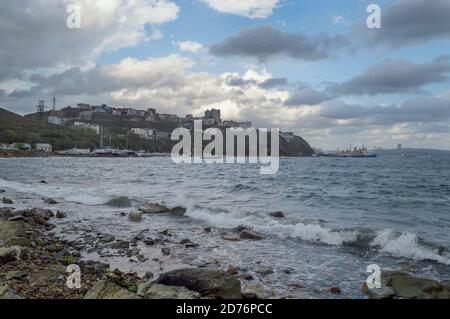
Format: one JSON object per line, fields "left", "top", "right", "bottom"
{"left": 186, "top": 206, "right": 450, "bottom": 265}
{"left": 0, "top": 178, "right": 111, "bottom": 206}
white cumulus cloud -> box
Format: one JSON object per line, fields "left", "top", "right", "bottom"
{"left": 199, "top": 0, "right": 279, "bottom": 19}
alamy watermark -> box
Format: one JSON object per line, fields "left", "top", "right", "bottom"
{"left": 367, "top": 4, "right": 382, "bottom": 29}
{"left": 66, "top": 4, "right": 81, "bottom": 29}
{"left": 171, "top": 120, "right": 280, "bottom": 175}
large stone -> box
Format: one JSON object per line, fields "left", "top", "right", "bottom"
{"left": 157, "top": 268, "right": 242, "bottom": 299}
{"left": 137, "top": 282, "right": 200, "bottom": 299}
{"left": 384, "top": 272, "right": 450, "bottom": 299}
{"left": 4, "top": 237, "right": 32, "bottom": 247}
{"left": 139, "top": 203, "right": 169, "bottom": 214}
{"left": 168, "top": 207, "right": 187, "bottom": 218}
{"left": 0, "top": 207, "right": 14, "bottom": 219}
{"left": 44, "top": 198, "right": 58, "bottom": 205}
{"left": 367, "top": 287, "right": 396, "bottom": 299}
{"left": 2, "top": 197, "right": 13, "bottom": 205}
{"left": 0, "top": 221, "right": 27, "bottom": 241}
{"left": 5, "top": 271, "right": 26, "bottom": 281}
{"left": 107, "top": 197, "right": 132, "bottom": 208}
{"left": 0, "top": 286, "right": 23, "bottom": 299}
{"left": 84, "top": 281, "right": 140, "bottom": 299}
{"left": 239, "top": 230, "right": 265, "bottom": 241}
{"left": 56, "top": 210, "right": 67, "bottom": 219}
{"left": 129, "top": 211, "right": 143, "bottom": 222}
{"left": 269, "top": 211, "right": 285, "bottom": 218}
{"left": 28, "top": 264, "right": 66, "bottom": 286}
{"left": 0, "top": 247, "right": 20, "bottom": 265}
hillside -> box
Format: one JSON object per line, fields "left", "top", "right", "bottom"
{"left": 1, "top": 108, "right": 173, "bottom": 152}
{"left": 1, "top": 108, "right": 315, "bottom": 156}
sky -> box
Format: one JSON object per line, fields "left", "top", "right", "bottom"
{"left": 0, "top": 0, "right": 450, "bottom": 150}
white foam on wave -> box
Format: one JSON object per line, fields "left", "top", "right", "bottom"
{"left": 186, "top": 206, "right": 359, "bottom": 245}
{"left": 0, "top": 178, "right": 110, "bottom": 206}
{"left": 371, "top": 229, "right": 450, "bottom": 265}
{"left": 187, "top": 206, "right": 450, "bottom": 265}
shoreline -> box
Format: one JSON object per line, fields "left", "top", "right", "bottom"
{"left": 2, "top": 193, "right": 450, "bottom": 299}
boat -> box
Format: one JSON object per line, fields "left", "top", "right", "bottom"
{"left": 318, "top": 146, "right": 377, "bottom": 158}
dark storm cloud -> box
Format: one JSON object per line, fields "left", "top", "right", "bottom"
{"left": 328, "top": 57, "right": 450, "bottom": 96}
{"left": 210, "top": 25, "right": 350, "bottom": 62}
{"left": 285, "top": 86, "right": 332, "bottom": 106}
{"left": 354, "top": 0, "right": 450, "bottom": 48}
{"left": 320, "top": 98, "right": 450, "bottom": 125}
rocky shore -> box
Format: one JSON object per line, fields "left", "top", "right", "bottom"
{"left": 0, "top": 199, "right": 246, "bottom": 299}
{"left": 1, "top": 194, "right": 450, "bottom": 299}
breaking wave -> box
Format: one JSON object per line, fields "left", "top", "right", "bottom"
{"left": 186, "top": 206, "right": 450, "bottom": 265}
{"left": 0, "top": 178, "right": 111, "bottom": 206}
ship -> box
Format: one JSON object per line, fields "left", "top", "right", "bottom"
{"left": 318, "top": 146, "right": 377, "bottom": 158}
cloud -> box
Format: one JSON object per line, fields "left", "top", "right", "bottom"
{"left": 354, "top": 0, "right": 450, "bottom": 48}
{"left": 210, "top": 25, "right": 350, "bottom": 62}
{"left": 328, "top": 56, "right": 450, "bottom": 96}
{"left": 285, "top": 86, "right": 332, "bottom": 106}
{"left": 319, "top": 98, "right": 450, "bottom": 125}
{"left": 259, "top": 78, "right": 288, "bottom": 89}
{"left": 199, "top": 0, "right": 279, "bottom": 19}
{"left": 0, "top": 0, "right": 179, "bottom": 80}
{"left": 176, "top": 41, "right": 203, "bottom": 53}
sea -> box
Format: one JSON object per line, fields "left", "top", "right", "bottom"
{"left": 1, "top": 150, "right": 450, "bottom": 298}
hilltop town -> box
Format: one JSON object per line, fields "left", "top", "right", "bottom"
{"left": 0, "top": 102, "right": 315, "bottom": 157}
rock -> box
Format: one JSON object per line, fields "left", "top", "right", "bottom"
{"left": 107, "top": 197, "right": 132, "bottom": 208}
{"left": 227, "top": 266, "right": 239, "bottom": 276}
{"left": 157, "top": 268, "right": 242, "bottom": 299}
{"left": 144, "top": 238, "right": 156, "bottom": 246}
{"left": 28, "top": 265, "right": 68, "bottom": 286}
{"left": 0, "top": 207, "right": 14, "bottom": 219}
{"left": 367, "top": 286, "right": 396, "bottom": 299}
{"left": 0, "top": 286, "right": 23, "bottom": 299}
{"left": 239, "top": 230, "right": 265, "bottom": 241}
{"left": 329, "top": 287, "right": 342, "bottom": 295}
{"left": 0, "top": 221, "right": 27, "bottom": 240}
{"left": 0, "top": 190, "right": 5, "bottom": 193}
{"left": 2, "top": 197, "right": 13, "bottom": 205}
{"left": 4, "top": 237, "right": 32, "bottom": 247}
{"left": 221, "top": 234, "right": 240, "bottom": 242}
{"left": 161, "top": 248, "right": 171, "bottom": 256}
{"left": 129, "top": 211, "right": 143, "bottom": 222}
{"left": 242, "top": 292, "right": 259, "bottom": 299}
{"left": 5, "top": 271, "right": 26, "bottom": 281}
{"left": 168, "top": 207, "right": 187, "bottom": 217}
{"left": 137, "top": 282, "right": 200, "bottom": 299}
{"left": 55, "top": 210, "right": 66, "bottom": 218}
{"left": 44, "top": 198, "right": 57, "bottom": 205}
{"left": 256, "top": 268, "right": 274, "bottom": 276}
{"left": 269, "top": 211, "right": 285, "bottom": 218}
{"left": 383, "top": 272, "right": 450, "bottom": 299}
{"left": 204, "top": 227, "right": 212, "bottom": 233}
{"left": 0, "top": 247, "right": 20, "bottom": 265}
{"left": 40, "top": 180, "right": 48, "bottom": 184}
{"left": 110, "top": 241, "right": 130, "bottom": 250}
{"left": 84, "top": 280, "right": 139, "bottom": 299}
{"left": 139, "top": 203, "right": 169, "bottom": 214}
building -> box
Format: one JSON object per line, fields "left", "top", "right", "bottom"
{"left": 79, "top": 111, "right": 93, "bottom": 120}
{"left": 11, "top": 143, "right": 32, "bottom": 151}
{"left": 156, "top": 131, "right": 171, "bottom": 140}
{"left": 397, "top": 144, "right": 402, "bottom": 150}
{"left": 160, "top": 114, "right": 180, "bottom": 122}
{"left": 35, "top": 143, "right": 52, "bottom": 153}
{"left": 204, "top": 108, "right": 221, "bottom": 124}
{"left": 74, "top": 122, "right": 100, "bottom": 134}
{"left": 48, "top": 116, "right": 65, "bottom": 126}
{"left": 219, "top": 120, "right": 252, "bottom": 129}
{"left": 131, "top": 128, "right": 156, "bottom": 140}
